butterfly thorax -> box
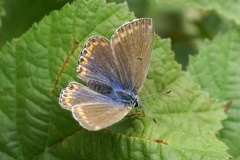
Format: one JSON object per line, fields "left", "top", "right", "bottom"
{"left": 109, "top": 89, "right": 142, "bottom": 108}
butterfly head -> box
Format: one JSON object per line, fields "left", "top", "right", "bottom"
{"left": 132, "top": 98, "right": 142, "bottom": 108}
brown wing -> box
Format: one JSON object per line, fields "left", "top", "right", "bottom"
{"left": 111, "top": 18, "right": 154, "bottom": 93}
{"left": 73, "top": 103, "right": 131, "bottom": 131}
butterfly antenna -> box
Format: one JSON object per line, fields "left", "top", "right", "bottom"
{"left": 141, "top": 90, "right": 172, "bottom": 123}
{"left": 141, "top": 90, "right": 172, "bottom": 99}
{"left": 140, "top": 103, "right": 157, "bottom": 123}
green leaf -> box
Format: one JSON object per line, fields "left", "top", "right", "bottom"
{"left": 156, "top": 0, "right": 240, "bottom": 25}
{"left": 189, "top": 26, "right": 240, "bottom": 158}
{"left": 0, "top": 0, "right": 230, "bottom": 159}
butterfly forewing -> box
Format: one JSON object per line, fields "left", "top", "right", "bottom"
{"left": 111, "top": 18, "right": 154, "bottom": 93}
{"left": 77, "top": 37, "right": 120, "bottom": 95}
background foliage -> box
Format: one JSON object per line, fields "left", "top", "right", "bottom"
{"left": 0, "top": 0, "right": 239, "bottom": 159}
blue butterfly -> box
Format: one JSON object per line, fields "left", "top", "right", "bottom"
{"left": 59, "top": 18, "right": 154, "bottom": 131}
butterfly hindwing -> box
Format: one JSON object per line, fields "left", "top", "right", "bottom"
{"left": 59, "top": 82, "right": 109, "bottom": 110}
{"left": 59, "top": 82, "right": 131, "bottom": 131}
{"left": 73, "top": 103, "right": 131, "bottom": 131}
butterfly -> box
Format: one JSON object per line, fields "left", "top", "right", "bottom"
{"left": 59, "top": 18, "right": 154, "bottom": 131}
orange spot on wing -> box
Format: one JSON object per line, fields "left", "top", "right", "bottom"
{"left": 65, "top": 99, "right": 70, "bottom": 103}
{"left": 79, "top": 71, "right": 86, "bottom": 76}
{"left": 101, "top": 42, "right": 108, "bottom": 47}
{"left": 66, "top": 103, "right": 72, "bottom": 107}
{"left": 72, "top": 83, "right": 79, "bottom": 90}
{"left": 85, "top": 50, "right": 91, "bottom": 58}
{"left": 120, "top": 33, "right": 126, "bottom": 38}
{"left": 82, "top": 60, "right": 88, "bottom": 65}
{"left": 80, "top": 57, "right": 88, "bottom": 65}
{"left": 93, "top": 41, "right": 99, "bottom": 46}
{"left": 67, "top": 91, "right": 73, "bottom": 95}
{"left": 66, "top": 95, "right": 72, "bottom": 99}
{"left": 88, "top": 45, "right": 94, "bottom": 51}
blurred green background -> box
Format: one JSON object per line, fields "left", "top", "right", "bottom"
{"left": 0, "top": 0, "right": 229, "bottom": 69}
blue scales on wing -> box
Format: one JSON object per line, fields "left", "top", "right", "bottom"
{"left": 77, "top": 37, "right": 125, "bottom": 96}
